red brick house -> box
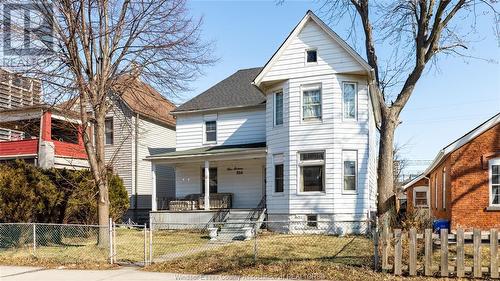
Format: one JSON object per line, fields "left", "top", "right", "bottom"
{"left": 404, "top": 113, "right": 500, "bottom": 229}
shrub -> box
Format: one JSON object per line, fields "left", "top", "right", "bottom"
{"left": 0, "top": 160, "right": 129, "bottom": 224}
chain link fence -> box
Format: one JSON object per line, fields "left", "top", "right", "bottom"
{"left": 0, "top": 223, "right": 109, "bottom": 264}
{"left": 0, "top": 219, "right": 377, "bottom": 271}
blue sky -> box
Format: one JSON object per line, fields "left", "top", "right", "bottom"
{"left": 183, "top": 0, "right": 499, "bottom": 169}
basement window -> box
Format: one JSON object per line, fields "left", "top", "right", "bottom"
{"left": 306, "top": 215, "right": 318, "bottom": 228}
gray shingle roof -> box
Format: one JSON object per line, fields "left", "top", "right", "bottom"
{"left": 174, "top": 67, "right": 265, "bottom": 112}
{"left": 147, "top": 142, "right": 266, "bottom": 160}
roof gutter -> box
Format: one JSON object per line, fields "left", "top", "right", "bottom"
{"left": 145, "top": 148, "right": 267, "bottom": 161}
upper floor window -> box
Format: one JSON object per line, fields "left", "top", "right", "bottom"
{"left": 274, "top": 91, "right": 283, "bottom": 126}
{"left": 343, "top": 150, "right": 357, "bottom": 192}
{"left": 105, "top": 118, "right": 113, "bottom": 145}
{"left": 490, "top": 158, "right": 500, "bottom": 206}
{"left": 299, "top": 151, "right": 324, "bottom": 192}
{"left": 205, "top": 120, "right": 217, "bottom": 143}
{"left": 343, "top": 82, "right": 357, "bottom": 120}
{"left": 302, "top": 86, "right": 322, "bottom": 120}
{"left": 306, "top": 49, "right": 317, "bottom": 63}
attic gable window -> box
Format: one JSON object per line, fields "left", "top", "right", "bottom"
{"left": 306, "top": 49, "right": 317, "bottom": 63}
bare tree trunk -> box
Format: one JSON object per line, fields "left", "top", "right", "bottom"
{"left": 94, "top": 113, "right": 110, "bottom": 247}
{"left": 377, "top": 110, "right": 397, "bottom": 225}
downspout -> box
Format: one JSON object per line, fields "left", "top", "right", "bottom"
{"left": 134, "top": 113, "right": 139, "bottom": 211}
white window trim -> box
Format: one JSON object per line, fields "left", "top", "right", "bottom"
{"left": 413, "top": 186, "right": 429, "bottom": 208}
{"left": 203, "top": 116, "right": 217, "bottom": 145}
{"left": 442, "top": 168, "right": 446, "bottom": 210}
{"left": 300, "top": 83, "right": 323, "bottom": 123}
{"left": 342, "top": 150, "right": 358, "bottom": 195}
{"left": 305, "top": 48, "right": 318, "bottom": 65}
{"left": 489, "top": 158, "right": 500, "bottom": 207}
{"left": 342, "top": 81, "right": 358, "bottom": 121}
{"left": 272, "top": 153, "right": 285, "bottom": 196}
{"left": 273, "top": 89, "right": 284, "bottom": 127}
{"left": 297, "top": 150, "right": 326, "bottom": 195}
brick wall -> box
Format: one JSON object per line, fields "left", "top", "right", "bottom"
{"left": 406, "top": 178, "right": 429, "bottom": 210}
{"left": 448, "top": 123, "right": 500, "bottom": 229}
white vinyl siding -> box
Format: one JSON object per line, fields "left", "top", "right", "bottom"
{"left": 104, "top": 100, "right": 134, "bottom": 198}
{"left": 136, "top": 117, "right": 176, "bottom": 209}
{"left": 176, "top": 108, "right": 266, "bottom": 151}
{"left": 260, "top": 20, "right": 366, "bottom": 83}
{"left": 266, "top": 81, "right": 290, "bottom": 214}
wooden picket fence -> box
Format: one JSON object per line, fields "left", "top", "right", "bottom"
{"left": 378, "top": 228, "right": 499, "bottom": 278}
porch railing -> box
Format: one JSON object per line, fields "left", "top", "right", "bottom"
{"left": 167, "top": 193, "right": 233, "bottom": 211}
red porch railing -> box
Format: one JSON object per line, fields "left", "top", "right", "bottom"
{"left": 53, "top": 140, "right": 87, "bottom": 159}
{"left": 0, "top": 139, "right": 38, "bottom": 157}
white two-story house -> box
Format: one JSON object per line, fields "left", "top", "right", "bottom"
{"left": 148, "top": 11, "right": 380, "bottom": 234}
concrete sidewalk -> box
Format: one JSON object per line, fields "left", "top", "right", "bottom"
{"left": 0, "top": 266, "right": 293, "bottom": 281}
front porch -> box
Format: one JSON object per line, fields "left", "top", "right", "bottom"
{"left": 148, "top": 142, "right": 267, "bottom": 213}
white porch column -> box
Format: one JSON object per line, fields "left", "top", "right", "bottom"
{"left": 204, "top": 160, "right": 210, "bottom": 211}
{"left": 151, "top": 162, "right": 157, "bottom": 211}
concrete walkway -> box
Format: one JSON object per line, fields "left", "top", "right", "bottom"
{"left": 0, "top": 266, "right": 295, "bottom": 281}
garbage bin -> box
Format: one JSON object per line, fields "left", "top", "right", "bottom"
{"left": 432, "top": 219, "right": 450, "bottom": 233}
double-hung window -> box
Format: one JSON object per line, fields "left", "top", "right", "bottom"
{"left": 343, "top": 82, "right": 357, "bottom": 120}
{"left": 274, "top": 91, "right": 283, "bottom": 126}
{"left": 343, "top": 150, "right": 358, "bottom": 192}
{"left": 415, "top": 191, "right": 428, "bottom": 207}
{"left": 490, "top": 158, "right": 500, "bottom": 206}
{"left": 104, "top": 118, "right": 114, "bottom": 145}
{"left": 299, "top": 152, "right": 324, "bottom": 192}
{"left": 302, "top": 86, "right": 321, "bottom": 120}
{"left": 205, "top": 120, "right": 217, "bottom": 143}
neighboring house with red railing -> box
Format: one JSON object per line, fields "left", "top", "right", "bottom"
{"left": 0, "top": 105, "right": 88, "bottom": 169}
{"left": 0, "top": 71, "right": 177, "bottom": 223}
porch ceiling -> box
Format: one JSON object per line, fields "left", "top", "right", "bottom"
{"left": 146, "top": 142, "right": 266, "bottom": 164}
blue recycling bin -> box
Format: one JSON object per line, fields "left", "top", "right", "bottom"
{"left": 432, "top": 219, "right": 450, "bottom": 233}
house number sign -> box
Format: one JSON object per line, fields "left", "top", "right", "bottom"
{"left": 227, "top": 167, "right": 244, "bottom": 175}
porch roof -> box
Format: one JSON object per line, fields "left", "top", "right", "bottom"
{"left": 146, "top": 142, "right": 266, "bottom": 163}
